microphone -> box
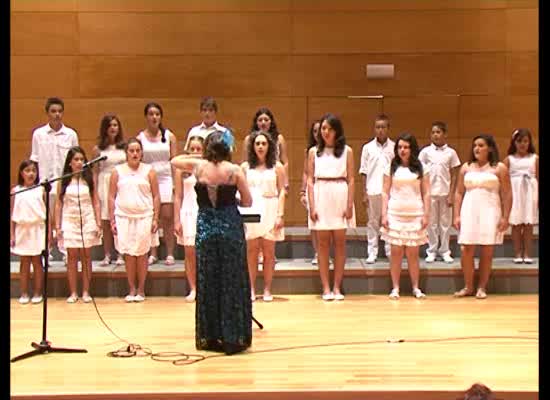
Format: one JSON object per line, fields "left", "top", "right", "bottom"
{"left": 83, "top": 155, "right": 107, "bottom": 168}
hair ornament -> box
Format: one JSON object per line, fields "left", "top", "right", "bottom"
{"left": 220, "top": 128, "right": 235, "bottom": 150}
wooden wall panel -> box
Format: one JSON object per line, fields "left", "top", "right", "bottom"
{"left": 11, "top": 56, "right": 79, "bottom": 99}
{"left": 290, "top": 0, "right": 512, "bottom": 11}
{"left": 506, "top": 52, "right": 538, "bottom": 95}
{"left": 307, "top": 98, "right": 382, "bottom": 140}
{"left": 293, "top": 10, "right": 505, "bottom": 54}
{"left": 459, "top": 96, "right": 509, "bottom": 160}
{"left": 508, "top": 96, "right": 538, "bottom": 142}
{"left": 10, "top": 0, "right": 77, "bottom": 12}
{"left": 506, "top": 9, "right": 538, "bottom": 51}
{"left": 79, "top": 56, "right": 292, "bottom": 98}
{"left": 291, "top": 54, "right": 507, "bottom": 97}
{"left": 79, "top": 13, "right": 292, "bottom": 55}
{"left": 9, "top": 1, "right": 539, "bottom": 226}
{"left": 11, "top": 100, "right": 48, "bottom": 142}
{"left": 11, "top": 13, "right": 79, "bottom": 55}
{"left": 382, "top": 96, "right": 460, "bottom": 147}
{"left": 76, "top": 0, "right": 292, "bottom": 13}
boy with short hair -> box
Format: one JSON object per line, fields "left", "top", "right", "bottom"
{"left": 418, "top": 121, "right": 461, "bottom": 263}
{"left": 185, "top": 97, "right": 225, "bottom": 147}
{"left": 30, "top": 97, "right": 79, "bottom": 260}
{"left": 359, "top": 114, "right": 395, "bottom": 263}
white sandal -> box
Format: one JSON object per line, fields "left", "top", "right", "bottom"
{"left": 148, "top": 255, "right": 158, "bottom": 265}
{"left": 412, "top": 288, "right": 426, "bottom": 299}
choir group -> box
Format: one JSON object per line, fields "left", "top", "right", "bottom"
{"left": 11, "top": 96, "right": 538, "bottom": 305}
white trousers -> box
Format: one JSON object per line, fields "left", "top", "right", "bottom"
{"left": 426, "top": 195, "right": 452, "bottom": 257}
{"left": 367, "top": 195, "right": 391, "bottom": 258}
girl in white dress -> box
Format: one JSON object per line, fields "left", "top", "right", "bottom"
{"left": 242, "top": 108, "right": 289, "bottom": 265}
{"left": 92, "top": 113, "right": 126, "bottom": 266}
{"left": 10, "top": 160, "right": 46, "bottom": 304}
{"left": 241, "top": 131, "right": 286, "bottom": 302}
{"left": 138, "top": 102, "right": 177, "bottom": 266}
{"left": 380, "top": 133, "right": 430, "bottom": 300}
{"left": 300, "top": 120, "right": 321, "bottom": 265}
{"left": 307, "top": 113, "right": 356, "bottom": 301}
{"left": 503, "top": 129, "right": 538, "bottom": 264}
{"left": 109, "top": 138, "right": 160, "bottom": 302}
{"left": 55, "top": 147, "right": 102, "bottom": 304}
{"left": 454, "top": 134, "right": 512, "bottom": 299}
{"left": 174, "top": 136, "right": 204, "bottom": 302}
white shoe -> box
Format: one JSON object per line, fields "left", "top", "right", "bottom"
{"left": 311, "top": 255, "right": 318, "bottom": 265}
{"left": 513, "top": 257, "right": 524, "bottom": 264}
{"left": 425, "top": 253, "right": 436, "bottom": 263}
{"left": 523, "top": 258, "right": 534, "bottom": 264}
{"left": 366, "top": 254, "right": 377, "bottom": 264}
{"left": 442, "top": 254, "right": 454, "bottom": 263}
{"left": 134, "top": 294, "right": 145, "bottom": 302}
{"left": 31, "top": 295, "right": 43, "bottom": 304}
{"left": 82, "top": 294, "right": 93, "bottom": 303}
{"left": 333, "top": 293, "right": 345, "bottom": 301}
{"left": 389, "top": 288, "right": 400, "bottom": 300}
{"left": 322, "top": 292, "right": 334, "bottom": 301}
{"left": 18, "top": 296, "right": 30, "bottom": 304}
{"left": 412, "top": 288, "right": 426, "bottom": 299}
{"left": 124, "top": 294, "right": 135, "bottom": 303}
{"left": 115, "top": 255, "right": 125, "bottom": 266}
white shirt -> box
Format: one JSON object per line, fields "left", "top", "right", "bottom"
{"left": 359, "top": 138, "right": 395, "bottom": 195}
{"left": 30, "top": 123, "right": 79, "bottom": 194}
{"left": 418, "top": 143, "right": 461, "bottom": 196}
{"left": 185, "top": 121, "right": 225, "bottom": 147}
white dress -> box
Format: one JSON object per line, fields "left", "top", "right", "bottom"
{"left": 458, "top": 164, "right": 504, "bottom": 245}
{"left": 11, "top": 185, "right": 46, "bottom": 256}
{"left": 508, "top": 154, "right": 538, "bottom": 225}
{"left": 97, "top": 145, "right": 126, "bottom": 220}
{"left": 244, "top": 167, "right": 284, "bottom": 241}
{"left": 114, "top": 163, "right": 160, "bottom": 256}
{"left": 380, "top": 166, "right": 429, "bottom": 246}
{"left": 308, "top": 146, "right": 356, "bottom": 231}
{"left": 177, "top": 173, "right": 199, "bottom": 246}
{"left": 60, "top": 178, "right": 102, "bottom": 249}
{"left": 138, "top": 130, "right": 173, "bottom": 203}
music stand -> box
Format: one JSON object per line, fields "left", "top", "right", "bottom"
{"left": 11, "top": 169, "right": 89, "bottom": 362}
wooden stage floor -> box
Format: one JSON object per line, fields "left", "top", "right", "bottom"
{"left": 10, "top": 295, "right": 538, "bottom": 400}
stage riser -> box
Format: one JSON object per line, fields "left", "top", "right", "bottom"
{"left": 10, "top": 273, "right": 538, "bottom": 298}
{"left": 10, "top": 238, "right": 540, "bottom": 262}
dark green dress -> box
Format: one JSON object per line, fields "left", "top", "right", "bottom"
{"left": 194, "top": 182, "right": 252, "bottom": 355}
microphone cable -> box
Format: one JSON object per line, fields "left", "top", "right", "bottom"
{"left": 75, "top": 169, "right": 206, "bottom": 363}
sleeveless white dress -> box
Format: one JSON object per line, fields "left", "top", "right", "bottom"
{"left": 244, "top": 167, "right": 284, "bottom": 241}
{"left": 11, "top": 185, "right": 46, "bottom": 256}
{"left": 308, "top": 146, "right": 356, "bottom": 231}
{"left": 380, "top": 165, "right": 429, "bottom": 246}
{"left": 138, "top": 130, "right": 174, "bottom": 203}
{"left": 458, "top": 164, "right": 504, "bottom": 245}
{"left": 97, "top": 145, "right": 126, "bottom": 220}
{"left": 113, "top": 163, "right": 160, "bottom": 256}
{"left": 60, "top": 178, "right": 102, "bottom": 248}
{"left": 508, "top": 154, "right": 538, "bottom": 225}
{"left": 177, "top": 173, "right": 199, "bottom": 246}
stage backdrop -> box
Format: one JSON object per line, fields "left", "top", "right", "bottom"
{"left": 10, "top": 0, "right": 538, "bottom": 226}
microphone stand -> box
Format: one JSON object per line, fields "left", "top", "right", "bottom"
{"left": 10, "top": 168, "right": 93, "bottom": 362}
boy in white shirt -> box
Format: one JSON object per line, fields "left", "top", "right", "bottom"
{"left": 30, "top": 97, "right": 79, "bottom": 260}
{"left": 185, "top": 97, "right": 225, "bottom": 148}
{"left": 418, "top": 121, "right": 460, "bottom": 263}
{"left": 359, "top": 114, "right": 395, "bottom": 263}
